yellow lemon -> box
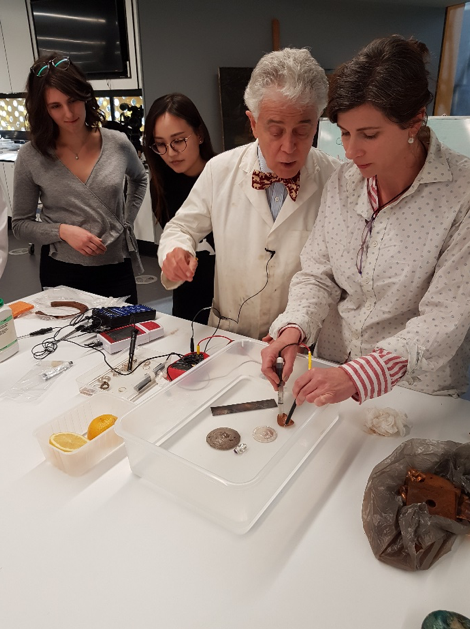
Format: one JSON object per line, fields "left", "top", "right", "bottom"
{"left": 87, "top": 414, "right": 118, "bottom": 440}
{"left": 49, "top": 432, "right": 89, "bottom": 452}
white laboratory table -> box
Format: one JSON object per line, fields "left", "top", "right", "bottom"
{"left": 0, "top": 295, "right": 469, "bottom": 629}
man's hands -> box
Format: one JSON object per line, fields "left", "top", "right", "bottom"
{"left": 162, "top": 247, "right": 198, "bottom": 282}
{"left": 59, "top": 224, "right": 106, "bottom": 256}
{"left": 261, "top": 328, "right": 357, "bottom": 405}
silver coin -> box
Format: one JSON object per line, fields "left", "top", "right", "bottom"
{"left": 252, "top": 426, "right": 278, "bottom": 443}
{"left": 206, "top": 427, "right": 241, "bottom": 450}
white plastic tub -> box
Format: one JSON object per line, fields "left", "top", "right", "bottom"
{"left": 35, "top": 393, "right": 134, "bottom": 476}
{"left": 115, "top": 340, "right": 339, "bottom": 533}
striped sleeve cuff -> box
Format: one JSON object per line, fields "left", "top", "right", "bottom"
{"left": 338, "top": 348, "right": 408, "bottom": 404}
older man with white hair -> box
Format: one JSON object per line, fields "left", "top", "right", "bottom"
{"left": 158, "top": 48, "right": 340, "bottom": 339}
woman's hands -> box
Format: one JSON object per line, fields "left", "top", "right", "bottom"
{"left": 261, "top": 328, "right": 357, "bottom": 405}
{"left": 59, "top": 225, "right": 106, "bottom": 256}
{"left": 162, "top": 247, "right": 198, "bottom": 282}
{"left": 292, "top": 367, "right": 357, "bottom": 407}
{"left": 261, "top": 328, "right": 302, "bottom": 389}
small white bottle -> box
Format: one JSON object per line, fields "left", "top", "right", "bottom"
{"left": 0, "top": 298, "right": 19, "bottom": 362}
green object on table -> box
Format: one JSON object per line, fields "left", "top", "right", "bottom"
{"left": 422, "top": 610, "right": 470, "bottom": 629}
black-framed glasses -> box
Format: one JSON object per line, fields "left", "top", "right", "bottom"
{"left": 356, "top": 215, "right": 375, "bottom": 275}
{"left": 30, "top": 56, "right": 70, "bottom": 78}
{"left": 356, "top": 181, "right": 413, "bottom": 274}
{"left": 356, "top": 210, "right": 379, "bottom": 276}
{"left": 150, "top": 135, "right": 192, "bottom": 155}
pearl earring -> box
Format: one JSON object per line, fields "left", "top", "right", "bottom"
{"left": 408, "top": 136, "right": 415, "bottom": 144}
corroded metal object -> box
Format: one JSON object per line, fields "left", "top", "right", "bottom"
{"left": 36, "top": 300, "right": 88, "bottom": 319}
{"left": 277, "top": 413, "right": 294, "bottom": 427}
{"left": 206, "top": 427, "right": 241, "bottom": 450}
{"left": 211, "top": 399, "right": 277, "bottom": 416}
{"left": 400, "top": 468, "right": 470, "bottom": 521}
{"left": 422, "top": 610, "right": 470, "bottom": 629}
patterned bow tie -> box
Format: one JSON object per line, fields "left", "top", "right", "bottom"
{"left": 252, "top": 170, "right": 301, "bottom": 202}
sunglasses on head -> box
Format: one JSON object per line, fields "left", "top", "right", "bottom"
{"left": 30, "top": 56, "right": 71, "bottom": 78}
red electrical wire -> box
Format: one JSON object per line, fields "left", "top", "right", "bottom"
{"left": 196, "top": 335, "right": 233, "bottom": 348}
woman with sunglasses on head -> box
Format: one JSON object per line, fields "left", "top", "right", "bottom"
{"left": 12, "top": 55, "right": 147, "bottom": 304}
{"left": 143, "top": 93, "right": 216, "bottom": 323}
{"left": 261, "top": 35, "right": 470, "bottom": 406}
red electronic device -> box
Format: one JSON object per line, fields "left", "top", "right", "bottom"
{"left": 166, "top": 352, "right": 209, "bottom": 381}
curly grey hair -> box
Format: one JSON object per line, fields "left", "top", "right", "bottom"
{"left": 244, "top": 48, "right": 328, "bottom": 120}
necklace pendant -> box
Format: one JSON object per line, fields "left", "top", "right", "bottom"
{"left": 75, "top": 155, "right": 79, "bottom": 160}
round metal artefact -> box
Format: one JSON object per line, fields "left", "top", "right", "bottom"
{"left": 252, "top": 426, "right": 278, "bottom": 443}
{"left": 206, "top": 427, "right": 241, "bottom": 450}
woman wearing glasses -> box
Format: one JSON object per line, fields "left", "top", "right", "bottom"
{"left": 12, "top": 55, "right": 147, "bottom": 303}
{"left": 143, "top": 93, "right": 216, "bottom": 323}
{"left": 262, "top": 35, "right": 470, "bottom": 405}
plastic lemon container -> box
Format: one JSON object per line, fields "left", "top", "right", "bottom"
{"left": 35, "top": 393, "right": 134, "bottom": 475}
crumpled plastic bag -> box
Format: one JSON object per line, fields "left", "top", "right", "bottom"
{"left": 362, "top": 438, "right": 470, "bottom": 571}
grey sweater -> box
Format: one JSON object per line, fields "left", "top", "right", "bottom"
{"left": 12, "top": 127, "right": 147, "bottom": 268}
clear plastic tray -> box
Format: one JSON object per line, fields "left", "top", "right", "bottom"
{"left": 77, "top": 348, "right": 168, "bottom": 401}
{"left": 115, "top": 340, "right": 339, "bottom": 533}
{"left": 35, "top": 393, "right": 134, "bottom": 476}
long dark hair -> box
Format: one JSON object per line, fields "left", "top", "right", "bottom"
{"left": 143, "top": 93, "right": 216, "bottom": 224}
{"left": 25, "top": 53, "right": 105, "bottom": 158}
{"left": 327, "top": 35, "right": 433, "bottom": 130}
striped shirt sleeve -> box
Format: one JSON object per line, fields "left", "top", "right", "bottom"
{"left": 338, "top": 348, "right": 408, "bottom": 403}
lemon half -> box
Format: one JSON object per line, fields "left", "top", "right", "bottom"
{"left": 49, "top": 432, "right": 89, "bottom": 452}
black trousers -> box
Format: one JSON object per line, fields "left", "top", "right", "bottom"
{"left": 40, "top": 246, "right": 138, "bottom": 304}
{"left": 172, "top": 251, "right": 215, "bottom": 324}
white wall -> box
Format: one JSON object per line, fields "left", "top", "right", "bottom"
{"left": 0, "top": 0, "right": 34, "bottom": 93}
{"left": 137, "top": 0, "right": 446, "bottom": 151}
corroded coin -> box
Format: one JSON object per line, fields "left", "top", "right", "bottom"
{"left": 277, "top": 413, "right": 294, "bottom": 428}
{"left": 252, "top": 426, "right": 278, "bottom": 443}
{"left": 206, "top": 427, "right": 241, "bottom": 450}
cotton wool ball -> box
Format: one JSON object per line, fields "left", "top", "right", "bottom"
{"left": 364, "top": 407, "right": 410, "bottom": 437}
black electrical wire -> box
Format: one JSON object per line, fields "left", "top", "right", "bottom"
{"left": 189, "top": 250, "right": 276, "bottom": 353}
{"left": 31, "top": 312, "right": 95, "bottom": 359}
{"left": 58, "top": 336, "right": 184, "bottom": 377}
{"left": 29, "top": 306, "right": 186, "bottom": 378}
{"left": 279, "top": 342, "right": 301, "bottom": 358}
{"left": 17, "top": 326, "right": 59, "bottom": 339}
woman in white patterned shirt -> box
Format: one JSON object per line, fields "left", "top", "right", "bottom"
{"left": 261, "top": 35, "right": 470, "bottom": 406}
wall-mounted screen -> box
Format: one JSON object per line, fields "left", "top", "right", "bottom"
{"left": 30, "top": 0, "right": 130, "bottom": 80}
